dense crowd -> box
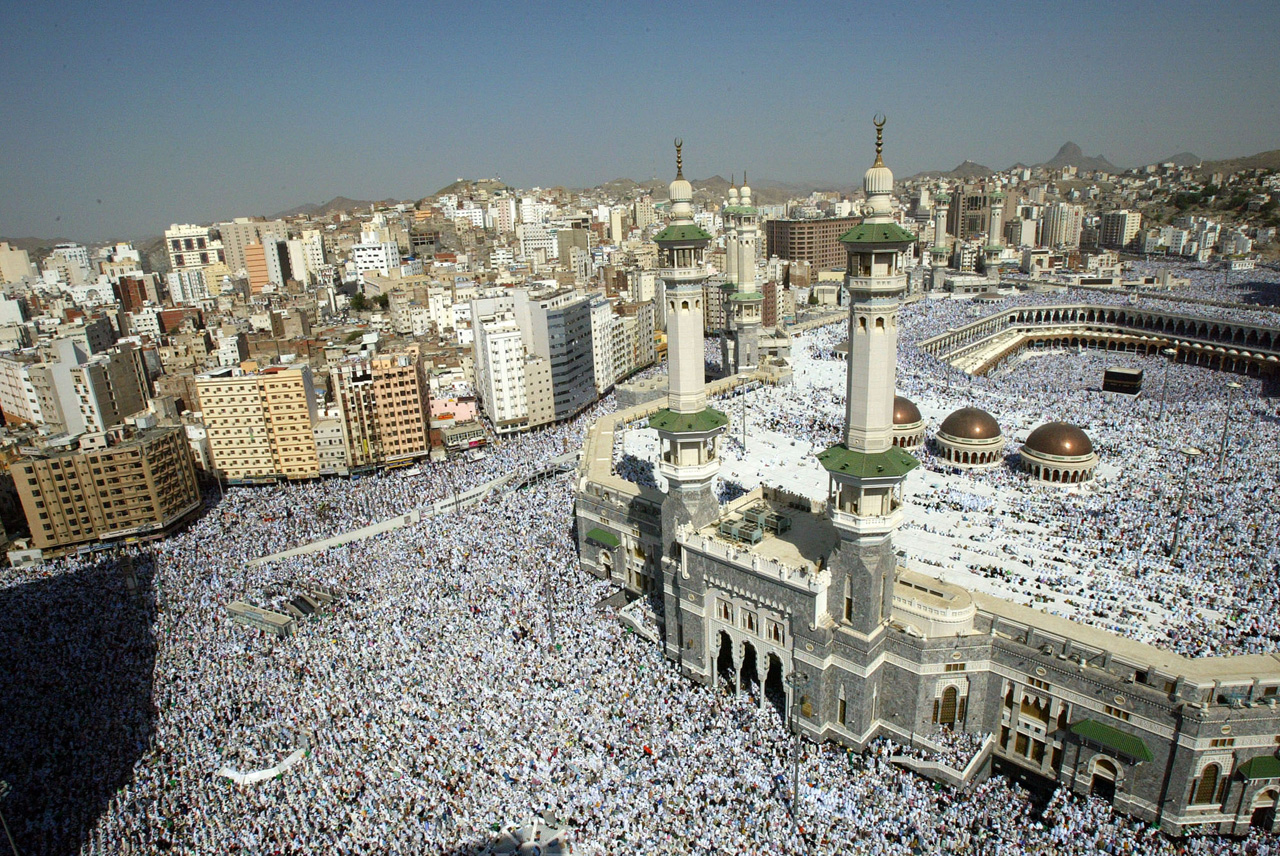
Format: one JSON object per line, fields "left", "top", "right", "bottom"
{"left": 0, "top": 264, "right": 1278, "bottom": 854}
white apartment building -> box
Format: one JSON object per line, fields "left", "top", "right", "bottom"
{"left": 351, "top": 235, "right": 401, "bottom": 278}
{"left": 1042, "top": 202, "right": 1084, "bottom": 249}
{"left": 472, "top": 311, "right": 528, "bottom": 434}
{"left": 164, "top": 224, "right": 225, "bottom": 272}
{"left": 589, "top": 296, "right": 616, "bottom": 395}
{"left": 167, "top": 268, "right": 211, "bottom": 305}
{"left": 1100, "top": 209, "right": 1143, "bottom": 249}
{"left": 517, "top": 223, "right": 558, "bottom": 262}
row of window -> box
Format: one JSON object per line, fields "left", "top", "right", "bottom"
{"left": 717, "top": 599, "right": 784, "bottom": 644}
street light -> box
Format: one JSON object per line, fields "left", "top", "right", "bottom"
{"left": 784, "top": 663, "right": 810, "bottom": 822}
{"left": 1157, "top": 348, "right": 1178, "bottom": 422}
{"left": 1216, "top": 382, "right": 1243, "bottom": 472}
{"left": 1169, "top": 446, "right": 1203, "bottom": 561}
{"left": 0, "top": 780, "right": 21, "bottom": 856}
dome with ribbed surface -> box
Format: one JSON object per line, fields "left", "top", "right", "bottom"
{"left": 939, "top": 407, "right": 1001, "bottom": 441}
{"left": 1024, "top": 422, "right": 1092, "bottom": 458}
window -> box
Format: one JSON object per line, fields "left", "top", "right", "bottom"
{"left": 945, "top": 663, "right": 967, "bottom": 672}
{"left": 741, "top": 611, "right": 757, "bottom": 634}
{"left": 1192, "top": 765, "right": 1221, "bottom": 805}
{"left": 838, "top": 698, "right": 846, "bottom": 725}
{"left": 718, "top": 599, "right": 732, "bottom": 622}
{"left": 767, "top": 621, "right": 784, "bottom": 644}
{"left": 1104, "top": 705, "right": 1131, "bottom": 722}
{"left": 844, "top": 595, "right": 853, "bottom": 622}
{"left": 1029, "top": 677, "right": 1050, "bottom": 691}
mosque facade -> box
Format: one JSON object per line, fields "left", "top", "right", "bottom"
{"left": 574, "top": 128, "right": 1280, "bottom": 837}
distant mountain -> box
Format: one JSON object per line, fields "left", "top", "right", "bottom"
{"left": 429, "top": 178, "right": 509, "bottom": 199}
{"left": 1039, "top": 142, "right": 1117, "bottom": 173}
{"left": 270, "top": 196, "right": 394, "bottom": 219}
{"left": 1159, "top": 152, "right": 1201, "bottom": 168}
{"left": 1197, "top": 148, "right": 1280, "bottom": 176}
{"left": 0, "top": 235, "right": 78, "bottom": 253}
{"left": 904, "top": 161, "right": 993, "bottom": 181}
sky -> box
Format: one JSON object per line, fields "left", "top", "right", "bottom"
{"left": 1, "top": 0, "right": 1278, "bottom": 241}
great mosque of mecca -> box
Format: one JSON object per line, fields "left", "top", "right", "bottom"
{"left": 574, "top": 120, "right": 1280, "bottom": 836}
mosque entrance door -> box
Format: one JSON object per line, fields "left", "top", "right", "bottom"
{"left": 716, "top": 632, "right": 735, "bottom": 691}
{"left": 1252, "top": 790, "right": 1278, "bottom": 831}
{"left": 1090, "top": 758, "right": 1118, "bottom": 803}
{"left": 739, "top": 642, "right": 759, "bottom": 701}
{"left": 938, "top": 687, "right": 958, "bottom": 729}
{"left": 765, "top": 654, "right": 786, "bottom": 719}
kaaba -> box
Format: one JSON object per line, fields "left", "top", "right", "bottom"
{"left": 1103, "top": 366, "right": 1144, "bottom": 395}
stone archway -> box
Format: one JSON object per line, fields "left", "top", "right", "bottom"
{"left": 1090, "top": 757, "right": 1118, "bottom": 802}
{"left": 716, "top": 631, "right": 736, "bottom": 691}
{"left": 739, "top": 641, "right": 760, "bottom": 701}
{"left": 765, "top": 653, "right": 786, "bottom": 720}
{"left": 1252, "top": 789, "right": 1278, "bottom": 831}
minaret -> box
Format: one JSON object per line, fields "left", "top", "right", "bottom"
{"left": 930, "top": 190, "right": 951, "bottom": 291}
{"left": 985, "top": 188, "right": 1005, "bottom": 276}
{"left": 817, "top": 117, "right": 919, "bottom": 636}
{"left": 723, "top": 171, "right": 764, "bottom": 373}
{"left": 725, "top": 176, "right": 740, "bottom": 285}
{"left": 651, "top": 140, "right": 728, "bottom": 561}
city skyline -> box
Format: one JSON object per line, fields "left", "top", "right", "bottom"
{"left": 2, "top": 0, "right": 1279, "bottom": 240}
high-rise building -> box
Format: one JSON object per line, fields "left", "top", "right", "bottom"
{"left": 764, "top": 216, "right": 861, "bottom": 271}
{"left": 946, "top": 185, "right": 992, "bottom": 243}
{"left": 514, "top": 289, "right": 596, "bottom": 422}
{"left": 196, "top": 365, "right": 320, "bottom": 481}
{"left": 164, "top": 224, "right": 226, "bottom": 273}
{"left": 12, "top": 425, "right": 201, "bottom": 553}
{"left": 1043, "top": 202, "right": 1084, "bottom": 249}
{"left": 330, "top": 352, "right": 432, "bottom": 468}
{"left": 71, "top": 344, "right": 151, "bottom": 432}
{"left": 472, "top": 310, "right": 529, "bottom": 434}
{"left": 217, "top": 218, "right": 287, "bottom": 276}
{"left": 1100, "top": 209, "right": 1143, "bottom": 249}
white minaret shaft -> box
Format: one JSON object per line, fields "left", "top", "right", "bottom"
{"left": 842, "top": 124, "right": 903, "bottom": 454}
{"left": 663, "top": 142, "right": 708, "bottom": 415}
{"left": 933, "top": 203, "right": 948, "bottom": 259}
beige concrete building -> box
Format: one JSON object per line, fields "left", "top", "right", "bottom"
{"left": 12, "top": 425, "right": 201, "bottom": 552}
{"left": 330, "top": 352, "right": 432, "bottom": 468}
{"left": 0, "top": 242, "right": 34, "bottom": 284}
{"left": 196, "top": 365, "right": 319, "bottom": 481}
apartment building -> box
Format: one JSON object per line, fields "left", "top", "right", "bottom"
{"left": 330, "top": 352, "right": 432, "bottom": 468}
{"left": 12, "top": 424, "right": 201, "bottom": 552}
{"left": 473, "top": 311, "right": 528, "bottom": 434}
{"left": 764, "top": 217, "right": 860, "bottom": 271}
{"left": 196, "top": 365, "right": 319, "bottom": 481}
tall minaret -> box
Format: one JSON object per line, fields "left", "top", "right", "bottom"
{"left": 985, "top": 188, "right": 1005, "bottom": 276}
{"left": 817, "top": 117, "right": 919, "bottom": 636}
{"left": 724, "top": 176, "right": 740, "bottom": 285}
{"left": 930, "top": 190, "right": 951, "bottom": 291}
{"left": 723, "top": 171, "right": 764, "bottom": 373}
{"left": 651, "top": 141, "right": 728, "bottom": 559}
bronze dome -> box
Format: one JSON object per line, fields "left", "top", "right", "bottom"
{"left": 894, "top": 395, "right": 922, "bottom": 425}
{"left": 1024, "top": 422, "right": 1093, "bottom": 458}
{"left": 938, "top": 407, "right": 1001, "bottom": 441}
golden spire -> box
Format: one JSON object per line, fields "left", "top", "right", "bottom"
{"left": 674, "top": 138, "right": 684, "bottom": 179}
{"left": 730, "top": 172, "right": 735, "bottom": 189}
{"left": 873, "top": 114, "right": 886, "bottom": 167}
{"left": 742, "top": 169, "right": 747, "bottom": 185}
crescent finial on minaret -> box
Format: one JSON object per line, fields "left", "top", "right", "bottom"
{"left": 674, "top": 138, "right": 684, "bottom": 179}
{"left": 873, "top": 114, "right": 886, "bottom": 167}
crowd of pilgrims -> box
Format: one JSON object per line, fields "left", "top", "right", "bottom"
{"left": 0, "top": 267, "right": 1278, "bottom": 854}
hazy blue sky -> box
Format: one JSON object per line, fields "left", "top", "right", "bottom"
{"left": 2, "top": 0, "right": 1278, "bottom": 240}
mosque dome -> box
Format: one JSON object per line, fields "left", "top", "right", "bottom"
{"left": 1024, "top": 422, "right": 1093, "bottom": 458}
{"left": 935, "top": 192, "right": 951, "bottom": 204}
{"left": 727, "top": 184, "right": 739, "bottom": 203}
{"left": 894, "top": 396, "right": 922, "bottom": 425}
{"left": 864, "top": 163, "right": 894, "bottom": 196}
{"left": 939, "top": 407, "right": 1001, "bottom": 441}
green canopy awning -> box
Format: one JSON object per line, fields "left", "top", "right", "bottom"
{"left": 1068, "top": 719, "right": 1153, "bottom": 763}
{"left": 585, "top": 527, "right": 619, "bottom": 548}
{"left": 1238, "top": 756, "right": 1280, "bottom": 780}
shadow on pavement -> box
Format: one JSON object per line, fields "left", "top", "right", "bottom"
{"left": 0, "top": 553, "right": 158, "bottom": 856}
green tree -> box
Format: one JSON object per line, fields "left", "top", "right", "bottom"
{"left": 807, "top": 290, "right": 819, "bottom": 305}
{"left": 373, "top": 293, "right": 390, "bottom": 310}
{"left": 349, "top": 292, "right": 368, "bottom": 312}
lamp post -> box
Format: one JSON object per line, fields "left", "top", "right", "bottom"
{"left": 1169, "top": 446, "right": 1202, "bottom": 561}
{"left": 0, "top": 780, "right": 20, "bottom": 856}
{"left": 1157, "top": 348, "right": 1177, "bottom": 422}
{"left": 784, "top": 663, "right": 810, "bottom": 821}
{"left": 1216, "top": 382, "right": 1243, "bottom": 472}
